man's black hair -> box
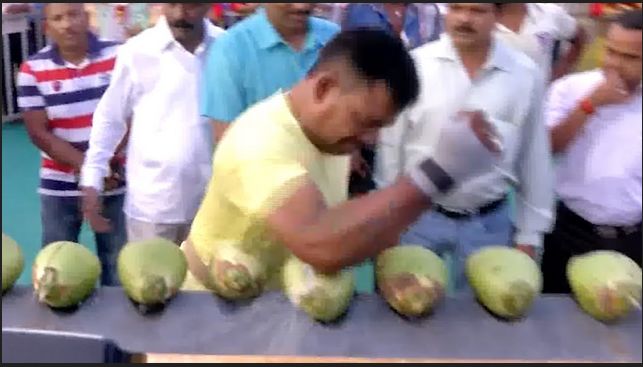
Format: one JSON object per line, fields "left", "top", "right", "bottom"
{"left": 310, "top": 28, "right": 420, "bottom": 111}
{"left": 613, "top": 8, "right": 643, "bottom": 31}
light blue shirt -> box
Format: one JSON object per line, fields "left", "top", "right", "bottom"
{"left": 201, "top": 8, "right": 339, "bottom": 123}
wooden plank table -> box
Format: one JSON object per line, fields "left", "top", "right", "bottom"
{"left": 140, "top": 354, "right": 594, "bottom": 363}
{"left": 2, "top": 286, "right": 641, "bottom": 363}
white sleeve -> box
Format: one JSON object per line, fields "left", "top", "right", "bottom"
{"left": 550, "top": 4, "right": 578, "bottom": 40}
{"left": 80, "top": 46, "right": 135, "bottom": 191}
{"left": 374, "top": 109, "right": 412, "bottom": 189}
{"left": 544, "top": 75, "right": 578, "bottom": 129}
{"left": 513, "top": 69, "right": 556, "bottom": 248}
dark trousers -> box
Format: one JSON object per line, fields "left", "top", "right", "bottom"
{"left": 541, "top": 202, "right": 642, "bottom": 294}
{"left": 40, "top": 194, "right": 127, "bottom": 286}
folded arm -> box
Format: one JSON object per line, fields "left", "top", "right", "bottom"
{"left": 267, "top": 175, "right": 431, "bottom": 274}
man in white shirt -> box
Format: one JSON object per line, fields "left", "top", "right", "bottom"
{"left": 494, "top": 3, "right": 587, "bottom": 82}
{"left": 80, "top": 3, "right": 225, "bottom": 245}
{"left": 541, "top": 9, "right": 642, "bottom": 294}
{"left": 375, "top": 3, "right": 555, "bottom": 292}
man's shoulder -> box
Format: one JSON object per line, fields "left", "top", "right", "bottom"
{"left": 206, "top": 16, "right": 259, "bottom": 53}
{"left": 119, "top": 26, "right": 159, "bottom": 53}
{"left": 94, "top": 37, "right": 121, "bottom": 58}
{"left": 502, "top": 42, "right": 539, "bottom": 73}
{"left": 528, "top": 3, "right": 567, "bottom": 18}
{"left": 412, "top": 34, "right": 449, "bottom": 55}
{"left": 409, "top": 38, "right": 444, "bottom": 67}
{"left": 221, "top": 94, "right": 303, "bottom": 161}
{"left": 309, "top": 16, "right": 340, "bottom": 42}
{"left": 24, "top": 44, "right": 55, "bottom": 65}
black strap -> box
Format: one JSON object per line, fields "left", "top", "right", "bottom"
{"left": 435, "top": 197, "right": 507, "bottom": 220}
{"left": 419, "top": 158, "right": 454, "bottom": 194}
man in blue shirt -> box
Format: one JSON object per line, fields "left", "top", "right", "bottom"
{"left": 343, "top": 3, "right": 443, "bottom": 50}
{"left": 201, "top": 3, "right": 339, "bottom": 142}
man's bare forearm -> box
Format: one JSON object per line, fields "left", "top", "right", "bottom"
{"left": 288, "top": 176, "right": 431, "bottom": 273}
{"left": 29, "top": 131, "right": 84, "bottom": 171}
{"left": 550, "top": 106, "right": 590, "bottom": 154}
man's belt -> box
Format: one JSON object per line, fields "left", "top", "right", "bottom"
{"left": 434, "top": 197, "right": 507, "bottom": 220}
{"left": 594, "top": 224, "right": 640, "bottom": 240}
{"left": 182, "top": 238, "right": 214, "bottom": 289}
{"left": 559, "top": 203, "right": 641, "bottom": 240}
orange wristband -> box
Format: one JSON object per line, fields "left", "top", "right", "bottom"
{"left": 579, "top": 98, "right": 596, "bottom": 115}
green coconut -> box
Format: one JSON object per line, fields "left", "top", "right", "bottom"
{"left": 376, "top": 246, "right": 447, "bottom": 317}
{"left": 2, "top": 233, "right": 25, "bottom": 294}
{"left": 117, "top": 238, "right": 188, "bottom": 307}
{"left": 567, "top": 250, "right": 642, "bottom": 323}
{"left": 466, "top": 246, "right": 542, "bottom": 320}
{"left": 33, "top": 241, "right": 101, "bottom": 309}
{"left": 206, "top": 240, "right": 268, "bottom": 301}
{"left": 282, "top": 256, "right": 355, "bottom": 322}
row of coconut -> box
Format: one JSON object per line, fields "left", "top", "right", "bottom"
{"left": 2, "top": 233, "right": 641, "bottom": 323}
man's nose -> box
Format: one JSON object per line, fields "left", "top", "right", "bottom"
{"left": 60, "top": 16, "right": 73, "bottom": 30}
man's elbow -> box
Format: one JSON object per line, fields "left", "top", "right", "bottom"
{"left": 549, "top": 135, "right": 565, "bottom": 154}
{"left": 301, "top": 256, "right": 346, "bottom": 275}
{"left": 287, "top": 242, "right": 347, "bottom": 274}
{"left": 25, "top": 125, "right": 50, "bottom": 150}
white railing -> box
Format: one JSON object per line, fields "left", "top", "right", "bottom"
{"left": 2, "top": 11, "right": 46, "bottom": 123}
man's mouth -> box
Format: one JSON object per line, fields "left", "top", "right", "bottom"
{"left": 289, "top": 12, "right": 310, "bottom": 21}
{"left": 170, "top": 22, "right": 194, "bottom": 30}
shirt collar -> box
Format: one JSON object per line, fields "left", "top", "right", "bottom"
{"left": 153, "top": 16, "right": 223, "bottom": 52}
{"left": 50, "top": 32, "right": 103, "bottom": 66}
{"left": 434, "top": 34, "right": 514, "bottom": 73}
{"left": 252, "top": 7, "right": 324, "bottom": 51}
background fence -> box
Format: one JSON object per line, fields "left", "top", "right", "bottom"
{"left": 2, "top": 10, "right": 46, "bottom": 123}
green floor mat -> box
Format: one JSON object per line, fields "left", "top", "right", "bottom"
{"left": 2, "top": 122, "right": 96, "bottom": 285}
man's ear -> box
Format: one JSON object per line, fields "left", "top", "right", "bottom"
{"left": 311, "top": 70, "right": 340, "bottom": 103}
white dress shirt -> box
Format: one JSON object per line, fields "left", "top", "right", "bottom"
{"left": 375, "top": 34, "right": 555, "bottom": 248}
{"left": 495, "top": 3, "right": 578, "bottom": 80}
{"left": 545, "top": 70, "right": 642, "bottom": 226}
{"left": 81, "top": 17, "right": 225, "bottom": 224}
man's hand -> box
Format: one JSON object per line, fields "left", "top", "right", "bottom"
{"left": 104, "top": 159, "right": 125, "bottom": 192}
{"left": 516, "top": 244, "right": 537, "bottom": 259}
{"left": 588, "top": 69, "right": 632, "bottom": 108}
{"left": 407, "top": 110, "right": 502, "bottom": 197}
{"left": 103, "top": 170, "right": 122, "bottom": 192}
{"left": 81, "top": 187, "right": 112, "bottom": 233}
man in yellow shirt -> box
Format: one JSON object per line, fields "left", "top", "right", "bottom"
{"left": 182, "top": 29, "right": 502, "bottom": 292}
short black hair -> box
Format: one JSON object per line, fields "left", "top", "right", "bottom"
{"left": 310, "top": 28, "right": 419, "bottom": 111}
{"left": 613, "top": 9, "right": 643, "bottom": 31}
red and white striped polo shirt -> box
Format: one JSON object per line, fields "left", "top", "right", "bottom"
{"left": 16, "top": 32, "right": 125, "bottom": 197}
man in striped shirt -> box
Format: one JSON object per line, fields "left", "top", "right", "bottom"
{"left": 16, "top": 3, "right": 126, "bottom": 286}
